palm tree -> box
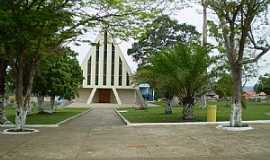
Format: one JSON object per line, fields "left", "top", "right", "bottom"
{"left": 136, "top": 43, "right": 210, "bottom": 121}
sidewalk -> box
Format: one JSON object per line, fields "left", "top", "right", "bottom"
{"left": 1, "top": 108, "right": 270, "bottom": 160}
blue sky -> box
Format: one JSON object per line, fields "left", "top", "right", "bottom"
{"left": 70, "top": 4, "right": 270, "bottom": 86}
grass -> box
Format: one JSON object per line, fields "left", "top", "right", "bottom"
{"left": 5, "top": 106, "right": 89, "bottom": 125}
{"left": 118, "top": 101, "right": 270, "bottom": 123}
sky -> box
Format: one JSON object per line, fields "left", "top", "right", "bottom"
{"left": 69, "top": 4, "right": 270, "bottom": 86}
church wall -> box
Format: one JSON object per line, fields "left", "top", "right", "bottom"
{"left": 117, "top": 89, "right": 136, "bottom": 104}
{"left": 75, "top": 88, "right": 92, "bottom": 103}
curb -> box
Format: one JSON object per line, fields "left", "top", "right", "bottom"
{"left": 56, "top": 107, "right": 93, "bottom": 126}
{"left": 0, "top": 108, "right": 92, "bottom": 128}
{"left": 114, "top": 109, "right": 131, "bottom": 125}
{"left": 114, "top": 109, "right": 270, "bottom": 127}
{"left": 216, "top": 125, "right": 254, "bottom": 131}
{"left": 0, "top": 124, "right": 58, "bottom": 128}
{"left": 2, "top": 128, "right": 40, "bottom": 135}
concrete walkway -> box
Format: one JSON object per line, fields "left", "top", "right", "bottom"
{"left": 1, "top": 108, "right": 270, "bottom": 160}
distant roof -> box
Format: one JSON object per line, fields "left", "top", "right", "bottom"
{"left": 139, "top": 83, "right": 150, "bottom": 88}
{"left": 243, "top": 91, "right": 256, "bottom": 97}
{"left": 259, "top": 92, "right": 267, "bottom": 96}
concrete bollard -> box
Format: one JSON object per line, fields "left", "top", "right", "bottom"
{"left": 207, "top": 105, "right": 217, "bottom": 122}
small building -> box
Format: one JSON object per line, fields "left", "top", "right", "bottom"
{"left": 258, "top": 92, "right": 267, "bottom": 99}
{"left": 75, "top": 31, "right": 144, "bottom": 106}
{"left": 243, "top": 91, "right": 257, "bottom": 99}
{"left": 139, "top": 83, "right": 155, "bottom": 101}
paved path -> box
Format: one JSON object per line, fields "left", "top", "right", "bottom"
{"left": 64, "top": 107, "right": 124, "bottom": 129}
{"left": 1, "top": 108, "right": 270, "bottom": 160}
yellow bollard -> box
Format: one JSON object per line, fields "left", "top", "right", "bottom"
{"left": 207, "top": 105, "right": 217, "bottom": 122}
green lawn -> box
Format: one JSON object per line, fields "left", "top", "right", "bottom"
{"left": 118, "top": 102, "right": 270, "bottom": 123}
{"left": 5, "top": 106, "right": 89, "bottom": 124}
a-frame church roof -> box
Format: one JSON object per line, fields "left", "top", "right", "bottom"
{"left": 81, "top": 32, "right": 132, "bottom": 75}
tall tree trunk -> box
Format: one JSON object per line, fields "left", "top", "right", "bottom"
{"left": 37, "top": 95, "right": 45, "bottom": 113}
{"left": 26, "top": 99, "right": 32, "bottom": 115}
{"left": 164, "top": 98, "right": 172, "bottom": 114}
{"left": 24, "top": 65, "right": 36, "bottom": 114}
{"left": 15, "top": 57, "right": 27, "bottom": 130}
{"left": 15, "top": 55, "right": 37, "bottom": 129}
{"left": 182, "top": 96, "right": 195, "bottom": 121}
{"left": 0, "top": 59, "right": 8, "bottom": 124}
{"left": 200, "top": 0, "right": 208, "bottom": 108}
{"left": 202, "top": 0, "right": 207, "bottom": 47}
{"left": 50, "top": 95, "right": 55, "bottom": 113}
{"left": 230, "top": 65, "right": 242, "bottom": 127}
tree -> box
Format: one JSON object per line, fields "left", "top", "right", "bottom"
{"left": 254, "top": 74, "right": 270, "bottom": 95}
{"left": 136, "top": 43, "right": 210, "bottom": 120}
{"left": 214, "top": 73, "right": 233, "bottom": 99}
{"left": 128, "top": 15, "right": 200, "bottom": 65}
{"left": 200, "top": 0, "right": 208, "bottom": 108}
{"left": 0, "top": 0, "right": 162, "bottom": 130}
{"left": 207, "top": 0, "right": 270, "bottom": 127}
{"left": 0, "top": 0, "right": 78, "bottom": 130}
{"left": 0, "top": 57, "right": 8, "bottom": 124}
{"left": 136, "top": 66, "right": 176, "bottom": 114}
{"left": 33, "top": 48, "right": 83, "bottom": 113}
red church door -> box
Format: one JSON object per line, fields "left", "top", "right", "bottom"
{"left": 99, "top": 89, "right": 111, "bottom": 103}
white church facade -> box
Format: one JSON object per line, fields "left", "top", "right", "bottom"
{"left": 75, "top": 31, "right": 144, "bottom": 106}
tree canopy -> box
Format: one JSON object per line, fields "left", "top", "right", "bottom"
{"left": 0, "top": 0, "right": 164, "bottom": 130}
{"left": 214, "top": 73, "right": 233, "bottom": 98}
{"left": 128, "top": 15, "right": 200, "bottom": 65}
{"left": 33, "top": 48, "right": 83, "bottom": 101}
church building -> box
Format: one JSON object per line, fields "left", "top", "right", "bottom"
{"left": 75, "top": 31, "right": 144, "bottom": 106}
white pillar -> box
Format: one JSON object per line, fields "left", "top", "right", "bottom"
{"left": 115, "top": 51, "right": 119, "bottom": 86}
{"left": 92, "top": 46, "right": 96, "bottom": 86}
{"left": 99, "top": 37, "right": 104, "bottom": 86}
{"left": 112, "top": 88, "right": 122, "bottom": 105}
{"left": 107, "top": 41, "right": 112, "bottom": 86}
{"left": 152, "top": 89, "right": 155, "bottom": 101}
{"left": 123, "top": 69, "right": 127, "bottom": 87}
{"left": 87, "top": 88, "right": 97, "bottom": 104}
{"left": 83, "top": 63, "right": 87, "bottom": 87}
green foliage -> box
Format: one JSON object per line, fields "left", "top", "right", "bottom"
{"left": 0, "top": 0, "right": 79, "bottom": 117}
{"left": 128, "top": 15, "right": 200, "bottom": 65}
{"left": 136, "top": 43, "right": 211, "bottom": 100}
{"left": 0, "top": 0, "right": 76, "bottom": 52}
{"left": 254, "top": 74, "right": 270, "bottom": 95}
{"left": 33, "top": 48, "right": 83, "bottom": 100}
{"left": 214, "top": 73, "right": 233, "bottom": 98}
{"left": 0, "top": 0, "right": 165, "bottom": 128}
{"left": 80, "top": 0, "right": 165, "bottom": 39}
